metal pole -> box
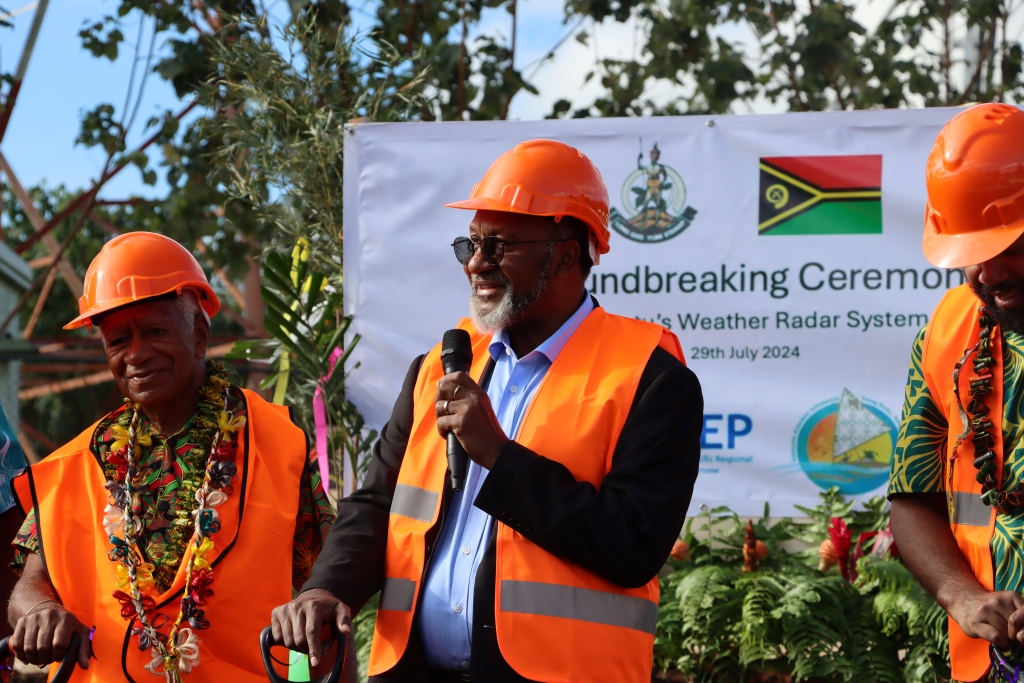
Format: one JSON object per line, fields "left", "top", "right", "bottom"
{"left": 0, "top": 151, "right": 84, "bottom": 297}
{"left": 0, "top": 0, "right": 51, "bottom": 142}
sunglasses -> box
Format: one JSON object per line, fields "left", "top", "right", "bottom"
{"left": 451, "top": 236, "right": 568, "bottom": 266}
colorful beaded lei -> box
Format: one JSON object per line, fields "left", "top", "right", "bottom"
{"left": 950, "top": 306, "right": 1023, "bottom": 517}
{"left": 104, "top": 362, "right": 245, "bottom": 681}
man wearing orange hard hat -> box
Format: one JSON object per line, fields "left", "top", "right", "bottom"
{"left": 891, "top": 102, "right": 1024, "bottom": 681}
{"left": 272, "top": 139, "right": 704, "bottom": 682}
{"left": 5, "top": 232, "right": 339, "bottom": 681}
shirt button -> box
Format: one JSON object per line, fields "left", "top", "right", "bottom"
{"left": 510, "top": 386, "right": 518, "bottom": 394}
{"left": 454, "top": 604, "right": 463, "bottom": 614}
{"left": 462, "top": 661, "right": 470, "bottom": 668}
{"left": 462, "top": 546, "right": 471, "bottom": 555}
{"left": 505, "top": 347, "right": 511, "bottom": 355}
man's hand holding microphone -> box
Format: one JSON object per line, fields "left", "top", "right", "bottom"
{"left": 435, "top": 329, "right": 508, "bottom": 479}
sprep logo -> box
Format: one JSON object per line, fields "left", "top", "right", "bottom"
{"left": 699, "top": 414, "right": 754, "bottom": 472}
{"left": 701, "top": 414, "right": 753, "bottom": 450}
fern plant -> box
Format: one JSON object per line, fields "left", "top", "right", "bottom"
{"left": 655, "top": 489, "right": 950, "bottom": 683}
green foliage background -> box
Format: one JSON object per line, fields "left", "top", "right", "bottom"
{"left": 654, "top": 489, "right": 949, "bottom": 682}
{"left": 552, "top": 0, "right": 1024, "bottom": 117}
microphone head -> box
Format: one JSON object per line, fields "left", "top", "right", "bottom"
{"left": 441, "top": 328, "right": 473, "bottom": 368}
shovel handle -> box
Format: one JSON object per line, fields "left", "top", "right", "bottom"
{"left": 259, "top": 625, "right": 344, "bottom": 683}
{"left": 0, "top": 632, "right": 80, "bottom": 683}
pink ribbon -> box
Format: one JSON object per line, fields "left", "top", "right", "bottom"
{"left": 313, "top": 347, "right": 344, "bottom": 491}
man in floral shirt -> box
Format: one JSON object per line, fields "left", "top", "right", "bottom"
{"left": 6, "top": 232, "right": 336, "bottom": 682}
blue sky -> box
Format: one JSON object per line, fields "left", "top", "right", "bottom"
{"left": 1, "top": 0, "right": 183, "bottom": 199}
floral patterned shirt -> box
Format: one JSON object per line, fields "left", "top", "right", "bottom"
{"left": 11, "top": 388, "right": 335, "bottom": 593}
{"left": 889, "top": 326, "right": 1024, "bottom": 679}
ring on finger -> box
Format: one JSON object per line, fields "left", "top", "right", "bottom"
{"left": 453, "top": 385, "right": 462, "bottom": 399}
{"left": 444, "top": 400, "right": 451, "bottom": 415}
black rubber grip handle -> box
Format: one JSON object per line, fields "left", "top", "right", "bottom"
{"left": 0, "top": 632, "right": 80, "bottom": 683}
{"left": 259, "top": 625, "right": 344, "bottom": 683}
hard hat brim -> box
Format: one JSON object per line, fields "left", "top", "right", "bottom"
{"left": 923, "top": 221, "right": 1024, "bottom": 269}
{"left": 445, "top": 197, "right": 545, "bottom": 217}
{"left": 443, "top": 198, "right": 611, "bottom": 254}
{"left": 64, "top": 282, "right": 221, "bottom": 330}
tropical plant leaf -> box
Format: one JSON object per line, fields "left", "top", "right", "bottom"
{"left": 656, "top": 490, "right": 948, "bottom": 682}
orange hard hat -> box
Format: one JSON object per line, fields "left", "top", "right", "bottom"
{"left": 923, "top": 103, "right": 1024, "bottom": 269}
{"left": 444, "top": 139, "right": 612, "bottom": 256}
{"left": 65, "top": 231, "right": 220, "bottom": 330}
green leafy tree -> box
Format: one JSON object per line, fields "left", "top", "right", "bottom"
{"left": 552, "top": 0, "right": 1024, "bottom": 116}
{"left": 208, "top": 16, "right": 423, "bottom": 493}
{"left": 73, "top": 3, "right": 277, "bottom": 338}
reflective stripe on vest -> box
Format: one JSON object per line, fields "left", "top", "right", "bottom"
{"left": 368, "top": 308, "right": 684, "bottom": 683}
{"left": 500, "top": 580, "right": 659, "bottom": 635}
{"left": 921, "top": 284, "right": 1002, "bottom": 682}
{"left": 390, "top": 484, "right": 439, "bottom": 522}
{"left": 12, "top": 390, "right": 306, "bottom": 683}
{"left": 379, "top": 577, "right": 417, "bottom": 612}
{"left": 951, "top": 491, "right": 994, "bottom": 527}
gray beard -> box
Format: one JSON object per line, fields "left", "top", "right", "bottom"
{"left": 470, "top": 253, "right": 552, "bottom": 334}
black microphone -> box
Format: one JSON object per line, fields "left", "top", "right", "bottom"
{"left": 441, "top": 329, "right": 473, "bottom": 491}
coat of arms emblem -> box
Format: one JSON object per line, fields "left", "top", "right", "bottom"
{"left": 609, "top": 141, "right": 698, "bottom": 243}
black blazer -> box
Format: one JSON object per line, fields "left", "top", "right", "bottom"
{"left": 303, "top": 331, "right": 704, "bottom": 683}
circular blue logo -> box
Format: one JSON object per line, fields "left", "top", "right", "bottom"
{"left": 792, "top": 390, "right": 897, "bottom": 495}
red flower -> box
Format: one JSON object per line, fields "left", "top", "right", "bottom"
{"left": 113, "top": 590, "right": 156, "bottom": 619}
{"left": 107, "top": 449, "right": 129, "bottom": 481}
{"left": 189, "top": 569, "right": 215, "bottom": 606}
{"left": 213, "top": 440, "right": 238, "bottom": 463}
{"left": 827, "top": 517, "right": 853, "bottom": 581}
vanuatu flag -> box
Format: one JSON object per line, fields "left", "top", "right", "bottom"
{"left": 758, "top": 155, "right": 882, "bottom": 235}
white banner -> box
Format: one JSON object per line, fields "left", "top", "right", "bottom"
{"left": 343, "top": 108, "right": 968, "bottom": 517}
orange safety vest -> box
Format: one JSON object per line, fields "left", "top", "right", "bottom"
{"left": 12, "top": 389, "right": 306, "bottom": 683}
{"left": 922, "top": 284, "right": 1002, "bottom": 682}
{"left": 368, "top": 307, "right": 685, "bottom": 683}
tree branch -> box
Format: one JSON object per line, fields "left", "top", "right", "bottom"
{"left": 957, "top": 20, "right": 998, "bottom": 104}
{"left": 15, "top": 101, "right": 197, "bottom": 255}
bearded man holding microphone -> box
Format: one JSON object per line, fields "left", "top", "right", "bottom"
{"left": 273, "top": 139, "right": 704, "bottom": 683}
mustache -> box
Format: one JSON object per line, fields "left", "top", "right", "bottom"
{"left": 974, "top": 279, "right": 1024, "bottom": 301}
{"left": 471, "top": 272, "right": 510, "bottom": 287}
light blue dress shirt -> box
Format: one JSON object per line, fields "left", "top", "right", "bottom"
{"left": 417, "top": 295, "right": 595, "bottom": 671}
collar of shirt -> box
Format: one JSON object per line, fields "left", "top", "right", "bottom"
{"left": 487, "top": 294, "right": 595, "bottom": 367}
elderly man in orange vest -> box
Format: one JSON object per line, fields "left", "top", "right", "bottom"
{"left": 271, "top": 140, "right": 704, "bottom": 683}
{"left": 890, "top": 103, "right": 1024, "bottom": 682}
{"left": 5, "top": 232, "right": 336, "bottom": 681}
